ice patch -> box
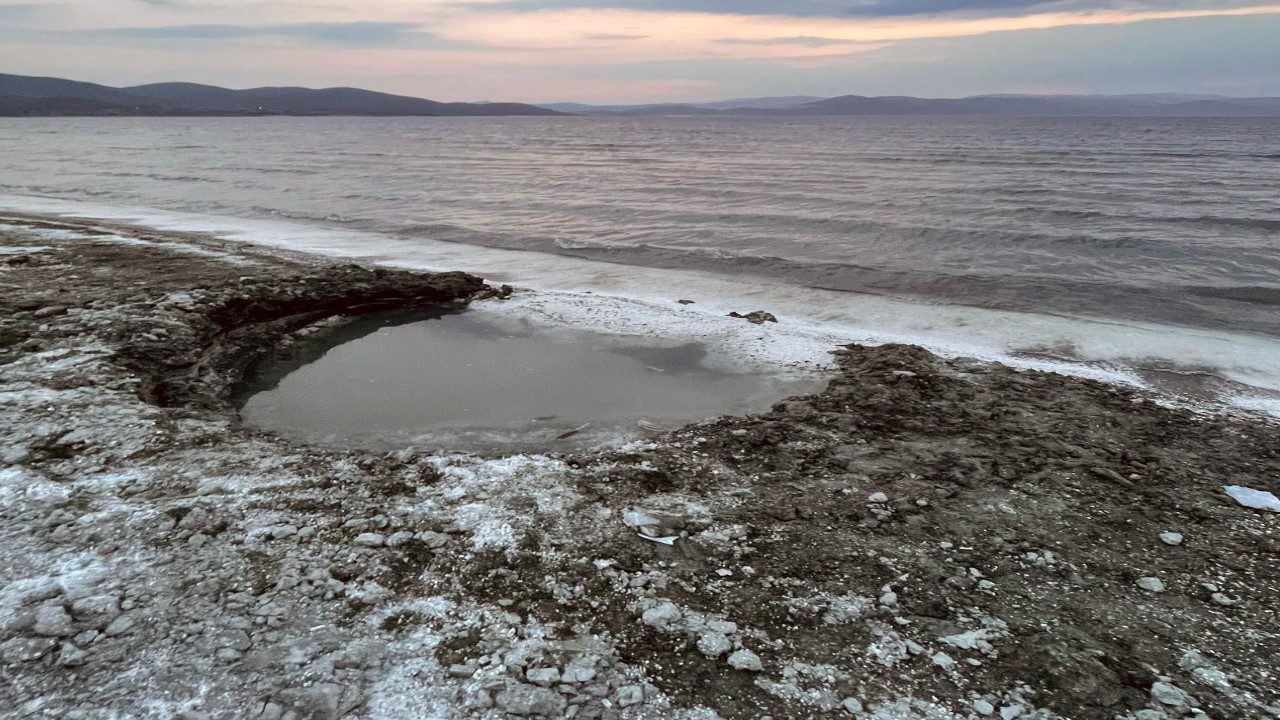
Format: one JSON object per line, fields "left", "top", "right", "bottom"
{"left": 1224, "top": 485, "right": 1280, "bottom": 512}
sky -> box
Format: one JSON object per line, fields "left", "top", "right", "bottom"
{"left": 1, "top": 0, "right": 1278, "bottom": 103}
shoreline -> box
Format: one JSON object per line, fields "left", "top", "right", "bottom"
{"left": 1, "top": 213, "right": 1278, "bottom": 720}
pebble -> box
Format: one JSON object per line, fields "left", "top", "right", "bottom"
{"left": 931, "top": 652, "right": 956, "bottom": 668}
{"left": 385, "top": 531, "right": 415, "bottom": 547}
{"left": 1137, "top": 577, "right": 1166, "bottom": 593}
{"left": 868, "top": 492, "right": 888, "bottom": 504}
{"left": 973, "top": 699, "right": 995, "bottom": 716}
{"left": 562, "top": 667, "right": 597, "bottom": 684}
{"left": 727, "top": 649, "right": 763, "bottom": 671}
{"left": 1000, "top": 705, "right": 1025, "bottom": 720}
{"left": 1159, "top": 532, "right": 1184, "bottom": 546}
{"left": 696, "top": 632, "right": 732, "bottom": 658}
{"left": 878, "top": 591, "right": 898, "bottom": 607}
{"left": 842, "top": 697, "right": 864, "bottom": 714}
{"left": 353, "top": 533, "right": 385, "bottom": 547}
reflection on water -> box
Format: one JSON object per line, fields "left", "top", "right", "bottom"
{"left": 239, "top": 309, "right": 824, "bottom": 453}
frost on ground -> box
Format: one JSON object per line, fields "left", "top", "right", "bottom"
{"left": 1, "top": 213, "right": 1279, "bottom": 720}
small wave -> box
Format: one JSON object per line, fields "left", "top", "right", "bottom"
{"left": 1188, "top": 286, "right": 1280, "bottom": 306}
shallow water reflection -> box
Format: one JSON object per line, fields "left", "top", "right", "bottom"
{"left": 239, "top": 309, "right": 823, "bottom": 452}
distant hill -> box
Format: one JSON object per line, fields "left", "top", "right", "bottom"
{"left": 0, "top": 73, "right": 562, "bottom": 117}
{"left": 541, "top": 93, "right": 1280, "bottom": 117}
{"left": 536, "top": 95, "right": 825, "bottom": 113}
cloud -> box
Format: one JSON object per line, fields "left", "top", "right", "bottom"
{"left": 0, "top": 3, "right": 47, "bottom": 21}
{"left": 88, "top": 21, "right": 444, "bottom": 47}
{"left": 471, "top": 0, "right": 1280, "bottom": 19}
{"left": 718, "top": 36, "right": 854, "bottom": 46}
{"left": 583, "top": 32, "right": 647, "bottom": 39}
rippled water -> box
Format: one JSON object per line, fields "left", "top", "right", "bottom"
{"left": 1, "top": 115, "right": 1278, "bottom": 338}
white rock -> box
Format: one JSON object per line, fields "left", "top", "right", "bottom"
{"left": 727, "top": 649, "right": 763, "bottom": 671}
{"left": 640, "top": 602, "right": 682, "bottom": 631}
{"left": 842, "top": 697, "right": 864, "bottom": 714}
{"left": 868, "top": 492, "right": 889, "bottom": 504}
{"left": 1000, "top": 705, "right": 1024, "bottom": 720}
{"left": 1159, "top": 532, "right": 1184, "bottom": 546}
{"left": 697, "top": 632, "right": 732, "bottom": 658}
{"left": 525, "top": 667, "right": 561, "bottom": 686}
{"left": 32, "top": 605, "right": 73, "bottom": 637}
{"left": 353, "top": 533, "right": 385, "bottom": 547}
{"left": 616, "top": 685, "right": 645, "bottom": 707}
{"left": 931, "top": 652, "right": 956, "bottom": 668}
{"left": 1137, "top": 577, "right": 1166, "bottom": 593}
{"left": 973, "top": 699, "right": 995, "bottom": 716}
{"left": 1223, "top": 485, "right": 1280, "bottom": 512}
{"left": 878, "top": 591, "right": 898, "bottom": 607}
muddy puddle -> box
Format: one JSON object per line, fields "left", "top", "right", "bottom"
{"left": 238, "top": 309, "right": 824, "bottom": 452}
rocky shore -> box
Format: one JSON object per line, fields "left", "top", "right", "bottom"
{"left": 1, "top": 213, "right": 1278, "bottom": 720}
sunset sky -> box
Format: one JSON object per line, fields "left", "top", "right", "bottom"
{"left": 1, "top": 0, "right": 1278, "bottom": 103}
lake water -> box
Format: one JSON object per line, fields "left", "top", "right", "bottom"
{"left": 2, "top": 115, "right": 1279, "bottom": 417}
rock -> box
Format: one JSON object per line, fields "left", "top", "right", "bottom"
{"left": 1151, "top": 680, "right": 1194, "bottom": 708}
{"left": 0, "top": 636, "right": 58, "bottom": 663}
{"left": 268, "top": 525, "right": 298, "bottom": 540}
{"left": 727, "top": 310, "right": 778, "bottom": 324}
{"left": 1223, "top": 485, "right": 1280, "bottom": 512}
{"left": 616, "top": 685, "right": 645, "bottom": 707}
{"left": 727, "top": 649, "right": 763, "bottom": 671}
{"left": 973, "top": 699, "right": 995, "bottom": 716}
{"left": 103, "top": 611, "right": 141, "bottom": 637}
{"left": 526, "top": 667, "right": 561, "bottom": 686}
{"left": 353, "top": 533, "right": 385, "bottom": 547}
{"left": 1137, "top": 577, "right": 1166, "bottom": 593}
{"left": 842, "top": 698, "right": 864, "bottom": 714}
{"left": 385, "top": 531, "right": 414, "bottom": 547}
{"left": 640, "top": 601, "right": 682, "bottom": 631}
{"left": 1000, "top": 705, "right": 1025, "bottom": 720}
{"left": 879, "top": 591, "right": 898, "bottom": 607}
{"left": 495, "top": 685, "right": 567, "bottom": 716}
{"left": 1133, "top": 711, "right": 1167, "bottom": 720}
{"left": 1209, "top": 592, "right": 1237, "bottom": 606}
{"left": 562, "top": 667, "right": 597, "bottom": 684}
{"left": 215, "top": 648, "right": 243, "bottom": 663}
{"left": 868, "top": 492, "right": 889, "bottom": 504}
{"left": 417, "top": 531, "right": 451, "bottom": 549}
{"left": 931, "top": 652, "right": 956, "bottom": 668}
{"left": 33, "top": 305, "right": 68, "bottom": 318}
{"left": 32, "top": 604, "right": 74, "bottom": 637}
{"left": 57, "top": 642, "right": 89, "bottom": 666}
{"left": 696, "top": 632, "right": 732, "bottom": 658}
{"left": 1159, "top": 532, "right": 1184, "bottom": 546}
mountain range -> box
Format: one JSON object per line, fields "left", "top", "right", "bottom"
{"left": 0, "top": 73, "right": 561, "bottom": 117}
{"left": 3, "top": 73, "right": 1280, "bottom": 117}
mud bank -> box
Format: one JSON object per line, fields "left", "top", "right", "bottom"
{"left": 1, "top": 214, "right": 1278, "bottom": 720}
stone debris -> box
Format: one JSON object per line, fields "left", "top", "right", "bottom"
{"left": 1158, "top": 532, "right": 1184, "bottom": 546}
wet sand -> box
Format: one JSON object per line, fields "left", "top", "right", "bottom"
{"left": 0, "top": 211, "right": 1277, "bottom": 720}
